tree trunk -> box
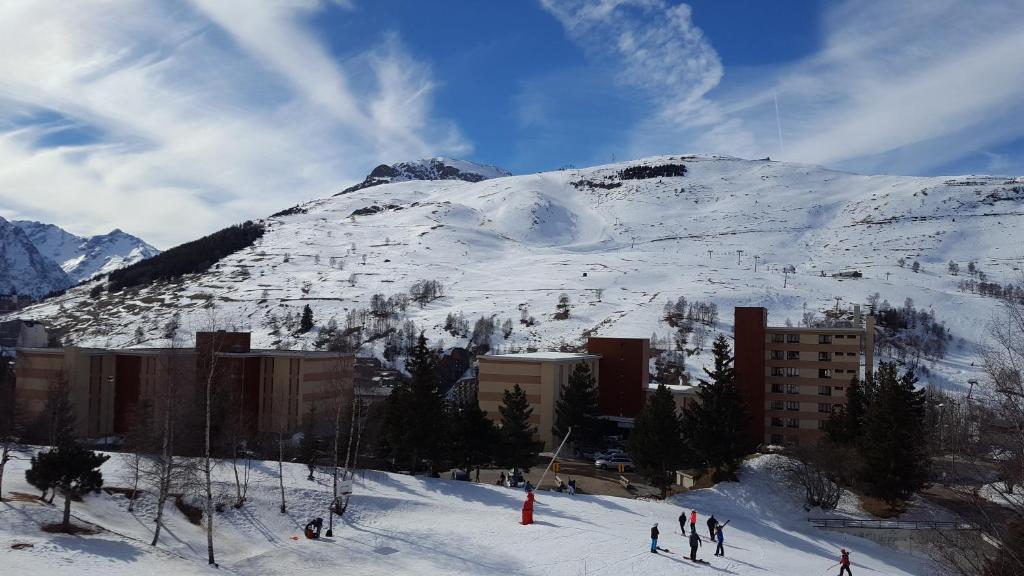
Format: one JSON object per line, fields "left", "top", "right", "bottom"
{"left": 128, "top": 452, "right": 140, "bottom": 513}
{"left": 0, "top": 442, "right": 9, "bottom": 500}
{"left": 278, "top": 433, "right": 286, "bottom": 513}
{"left": 62, "top": 489, "right": 72, "bottom": 532}
{"left": 204, "top": 370, "right": 215, "bottom": 566}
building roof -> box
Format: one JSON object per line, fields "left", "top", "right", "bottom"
{"left": 765, "top": 325, "right": 867, "bottom": 333}
{"left": 648, "top": 382, "right": 699, "bottom": 395}
{"left": 479, "top": 351, "right": 600, "bottom": 363}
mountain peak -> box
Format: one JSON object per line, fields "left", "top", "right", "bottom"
{"left": 337, "top": 157, "right": 511, "bottom": 196}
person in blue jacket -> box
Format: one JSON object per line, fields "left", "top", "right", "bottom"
{"left": 714, "top": 520, "right": 730, "bottom": 556}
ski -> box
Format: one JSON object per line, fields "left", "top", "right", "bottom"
{"left": 656, "top": 547, "right": 673, "bottom": 554}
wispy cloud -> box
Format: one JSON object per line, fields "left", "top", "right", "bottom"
{"left": 0, "top": 0, "right": 468, "bottom": 247}
{"left": 540, "top": 0, "right": 1024, "bottom": 175}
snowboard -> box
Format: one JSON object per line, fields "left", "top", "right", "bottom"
{"left": 684, "top": 557, "right": 710, "bottom": 564}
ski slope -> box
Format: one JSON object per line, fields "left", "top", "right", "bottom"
{"left": 11, "top": 154, "right": 1024, "bottom": 390}
{"left": 1, "top": 452, "right": 932, "bottom": 575}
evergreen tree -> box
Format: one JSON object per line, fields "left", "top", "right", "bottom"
{"left": 553, "top": 362, "right": 602, "bottom": 448}
{"left": 629, "top": 384, "right": 685, "bottom": 498}
{"left": 448, "top": 403, "right": 500, "bottom": 477}
{"left": 859, "top": 362, "right": 928, "bottom": 502}
{"left": 25, "top": 444, "right": 109, "bottom": 531}
{"left": 299, "top": 305, "right": 314, "bottom": 333}
{"left": 498, "top": 384, "right": 541, "bottom": 472}
{"left": 382, "top": 334, "right": 446, "bottom": 472}
{"left": 824, "top": 375, "right": 870, "bottom": 445}
{"left": 680, "top": 334, "right": 748, "bottom": 475}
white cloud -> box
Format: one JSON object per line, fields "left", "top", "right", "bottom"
{"left": 0, "top": 0, "right": 468, "bottom": 247}
{"left": 541, "top": 0, "right": 1024, "bottom": 175}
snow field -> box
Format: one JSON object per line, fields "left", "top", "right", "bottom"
{"left": 1, "top": 451, "right": 933, "bottom": 575}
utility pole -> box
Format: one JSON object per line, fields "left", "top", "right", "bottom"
{"left": 737, "top": 250, "right": 744, "bottom": 265}
{"left": 886, "top": 271, "right": 891, "bottom": 281}
{"left": 783, "top": 269, "right": 789, "bottom": 288}
{"left": 707, "top": 249, "right": 712, "bottom": 260}
{"left": 754, "top": 255, "right": 760, "bottom": 272}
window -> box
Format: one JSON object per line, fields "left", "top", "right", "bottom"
{"left": 818, "top": 385, "right": 832, "bottom": 396}
{"left": 771, "top": 333, "right": 785, "bottom": 343}
{"left": 785, "top": 418, "right": 799, "bottom": 428}
{"left": 834, "top": 386, "right": 845, "bottom": 392}
{"left": 818, "top": 369, "right": 832, "bottom": 379}
{"left": 786, "top": 384, "right": 800, "bottom": 395}
{"left": 787, "top": 351, "right": 800, "bottom": 360}
{"left": 848, "top": 352, "right": 858, "bottom": 356}
{"left": 770, "top": 400, "right": 784, "bottom": 411}
{"left": 818, "top": 403, "right": 833, "bottom": 413}
{"left": 818, "top": 352, "right": 832, "bottom": 362}
{"left": 771, "top": 350, "right": 784, "bottom": 360}
{"left": 786, "top": 367, "right": 800, "bottom": 378}
{"left": 835, "top": 334, "right": 845, "bottom": 339}
{"left": 771, "top": 367, "right": 785, "bottom": 377}
{"left": 785, "top": 401, "right": 800, "bottom": 411}
{"left": 817, "top": 420, "right": 827, "bottom": 430}
{"left": 818, "top": 334, "right": 832, "bottom": 344}
{"left": 847, "top": 335, "right": 858, "bottom": 340}
{"left": 770, "top": 417, "right": 783, "bottom": 428}
{"left": 771, "top": 383, "right": 784, "bottom": 393}
{"left": 786, "top": 334, "right": 800, "bottom": 343}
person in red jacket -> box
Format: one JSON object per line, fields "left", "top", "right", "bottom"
{"left": 689, "top": 510, "right": 698, "bottom": 535}
{"left": 838, "top": 549, "right": 852, "bottom": 575}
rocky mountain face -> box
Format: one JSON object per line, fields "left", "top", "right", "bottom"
{"left": 0, "top": 217, "right": 72, "bottom": 297}
{"left": 336, "top": 157, "right": 511, "bottom": 195}
{"left": 12, "top": 221, "right": 159, "bottom": 284}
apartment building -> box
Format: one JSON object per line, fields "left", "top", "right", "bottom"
{"left": 14, "top": 331, "right": 354, "bottom": 439}
{"left": 477, "top": 352, "right": 599, "bottom": 450}
{"left": 734, "top": 307, "right": 875, "bottom": 447}
{"left": 586, "top": 337, "right": 649, "bottom": 419}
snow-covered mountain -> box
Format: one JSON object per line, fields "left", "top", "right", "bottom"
{"left": 10, "top": 155, "right": 1023, "bottom": 389}
{"left": 0, "top": 216, "right": 72, "bottom": 297}
{"left": 12, "top": 220, "right": 159, "bottom": 283}
{"left": 337, "top": 156, "right": 512, "bottom": 195}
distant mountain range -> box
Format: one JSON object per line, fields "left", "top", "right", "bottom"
{"left": 0, "top": 217, "right": 158, "bottom": 297}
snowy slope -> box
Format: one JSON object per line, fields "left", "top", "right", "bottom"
{"left": 337, "top": 156, "right": 512, "bottom": 195}
{"left": 10, "top": 155, "right": 1024, "bottom": 390}
{"left": 0, "top": 216, "right": 71, "bottom": 297}
{"left": 0, "top": 451, "right": 931, "bottom": 576}
{"left": 13, "top": 221, "right": 159, "bottom": 283}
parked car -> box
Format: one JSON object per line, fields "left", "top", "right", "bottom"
{"left": 595, "top": 455, "right": 634, "bottom": 471}
{"left": 594, "top": 448, "right": 625, "bottom": 461}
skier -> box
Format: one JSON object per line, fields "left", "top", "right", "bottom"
{"left": 678, "top": 510, "right": 687, "bottom": 536}
{"left": 498, "top": 471, "right": 506, "bottom": 486}
{"left": 707, "top": 514, "right": 718, "bottom": 540}
{"left": 651, "top": 523, "right": 660, "bottom": 553}
{"left": 688, "top": 528, "right": 702, "bottom": 561}
{"left": 524, "top": 480, "right": 534, "bottom": 493}
{"left": 304, "top": 517, "right": 323, "bottom": 539}
{"left": 714, "top": 522, "right": 730, "bottom": 557}
{"left": 689, "top": 509, "right": 698, "bottom": 535}
{"left": 838, "top": 549, "right": 852, "bottom": 576}
{"left": 567, "top": 478, "right": 576, "bottom": 495}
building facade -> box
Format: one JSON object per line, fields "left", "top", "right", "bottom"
{"left": 14, "top": 331, "right": 354, "bottom": 439}
{"left": 586, "top": 337, "right": 649, "bottom": 419}
{"left": 477, "top": 352, "right": 599, "bottom": 450}
{"left": 734, "top": 307, "right": 875, "bottom": 447}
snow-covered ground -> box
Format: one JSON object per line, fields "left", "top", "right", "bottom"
{"left": 11, "top": 154, "right": 1024, "bottom": 390}
{"left": 1, "top": 451, "right": 934, "bottom": 575}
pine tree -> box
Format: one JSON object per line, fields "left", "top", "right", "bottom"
{"left": 824, "top": 375, "right": 870, "bottom": 445}
{"left": 299, "top": 305, "right": 314, "bottom": 333}
{"left": 25, "top": 444, "right": 109, "bottom": 531}
{"left": 681, "top": 334, "right": 748, "bottom": 476}
{"left": 498, "top": 384, "right": 541, "bottom": 472}
{"left": 383, "top": 334, "right": 446, "bottom": 472}
{"left": 629, "top": 384, "right": 685, "bottom": 498}
{"left": 553, "top": 362, "right": 602, "bottom": 447}
{"left": 859, "top": 362, "right": 928, "bottom": 503}
{"left": 448, "top": 403, "right": 500, "bottom": 477}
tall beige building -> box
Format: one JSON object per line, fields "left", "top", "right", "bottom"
{"left": 477, "top": 352, "right": 599, "bottom": 451}
{"left": 735, "top": 307, "right": 875, "bottom": 447}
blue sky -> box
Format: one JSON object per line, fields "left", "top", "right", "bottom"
{"left": 1, "top": 0, "right": 1023, "bottom": 247}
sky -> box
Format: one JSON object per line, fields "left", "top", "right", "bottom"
{"left": 2, "top": 0, "right": 1024, "bottom": 248}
